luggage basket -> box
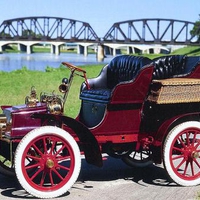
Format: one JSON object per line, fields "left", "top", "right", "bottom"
{"left": 147, "top": 78, "right": 200, "bottom": 104}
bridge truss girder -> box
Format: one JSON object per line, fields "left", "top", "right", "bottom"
{"left": 103, "top": 18, "right": 200, "bottom": 45}
{"left": 0, "top": 16, "right": 99, "bottom": 42}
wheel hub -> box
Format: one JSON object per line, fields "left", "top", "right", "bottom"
{"left": 46, "top": 159, "right": 54, "bottom": 169}
{"left": 192, "top": 151, "right": 199, "bottom": 159}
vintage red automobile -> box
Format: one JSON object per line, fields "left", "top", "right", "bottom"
{"left": 0, "top": 55, "right": 200, "bottom": 198}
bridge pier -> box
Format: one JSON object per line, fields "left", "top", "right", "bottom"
{"left": 77, "top": 44, "right": 88, "bottom": 56}
{"left": 97, "top": 44, "right": 105, "bottom": 61}
{"left": 127, "top": 46, "right": 135, "bottom": 54}
{"left": 18, "top": 44, "right": 26, "bottom": 52}
{"left": 112, "top": 48, "right": 121, "bottom": 56}
{"left": 18, "top": 44, "right": 33, "bottom": 54}
{"left": 104, "top": 45, "right": 122, "bottom": 56}
{"left": 51, "top": 44, "right": 61, "bottom": 55}
{"left": 104, "top": 46, "right": 112, "bottom": 55}
{"left": 0, "top": 45, "right": 6, "bottom": 52}
{"left": 27, "top": 45, "right": 32, "bottom": 54}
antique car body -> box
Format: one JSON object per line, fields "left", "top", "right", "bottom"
{"left": 0, "top": 55, "right": 200, "bottom": 198}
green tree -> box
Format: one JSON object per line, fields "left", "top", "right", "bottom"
{"left": 190, "top": 17, "right": 200, "bottom": 41}
{"left": 22, "top": 29, "right": 42, "bottom": 38}
{"left": 0, "top": 32, "right": 11, "bottom": 37}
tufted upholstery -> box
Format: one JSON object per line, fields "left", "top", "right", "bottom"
{"left": 152, "top": 55, "right": 187, "bottom": 79}
{"left": 80, "top": 55, "right": 152, "bottom": 103}
{"left": 106, "top": 55, "right": 152, "bottom": 89}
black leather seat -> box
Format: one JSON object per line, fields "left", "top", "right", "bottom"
{"left": 152, "top": 55, "right": 187, "bottom": 79}
{"left": 80, "top": 55, "right": 152, "bottom": 103}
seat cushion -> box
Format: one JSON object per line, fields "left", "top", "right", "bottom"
{"left": 80, "top": 89, "right": 111, "bottom": 103}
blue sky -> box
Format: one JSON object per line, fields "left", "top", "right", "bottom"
{"left": 0, "top": 0, "right": 199, "bottom": 37}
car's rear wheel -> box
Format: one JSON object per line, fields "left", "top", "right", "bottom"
{"left": 15, "top": 126, "right": 81, "bottom": 198}
{"left": 122, "top": 150, "right": 153, "bottom": 167}
{"left": 163, "top": 121, "right": 200, "bottom": 186}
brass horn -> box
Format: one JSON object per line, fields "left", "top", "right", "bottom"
{"left": 59, "top": 77, "right": 69, "bottom": 93}
{"left": 59, "top": 83, "right": 68, "bottom": 93}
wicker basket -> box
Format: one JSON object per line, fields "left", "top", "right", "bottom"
{"left": 147, "top": 78, "right": 200, "bottom": 104}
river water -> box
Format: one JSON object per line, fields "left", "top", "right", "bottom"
{"left": 0, "top": 53, "right": 114, "bottom": 72}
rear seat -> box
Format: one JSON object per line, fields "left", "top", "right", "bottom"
{"left": 152, "top": 55, "right": 200, "bottom": 79}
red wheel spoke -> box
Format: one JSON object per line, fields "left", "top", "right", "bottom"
{"left": 56, "top": 155, "right": 71, "bottom": 162}
{"left": 49, "top": 170, "right": 54, "bottom": 186}
{"left": 183, "top": 160, "right": 189, "bottom": 176}
{"left": 175, "top": 157, "right": 186, "bottom": 170}
{"left": 57, "top": 164, "right": 70, "bottom": 171}
{"left": 40, "top": 171, "right": 47, "bottom": 186}
{"left": 43, "top": 137, "right": 48, "bottom": 154}
{"left": 26, "top": 154, "right": 41, "bottom": 161}
{"left": 186, "top": 132, "right": 190, "bottom": 145}
{"left": 32, "top": 143, "right": 44, "bottom": 156}
{"left": 30, "top": 168, "right": 43, "bottom": 181}
{"left": 192, "top": 132, "right": 197, "bottom": 145}
{"left": 25, "top": 162, "right": 40, "bottom": 170}
{"left": 172, "top": 154, "right": 184, "bottom": 160}
{"left": 190, "top": 161, "right": 195, "bottom": 176}
{"left": 49, "top": 138, "right": 57, "bottom": 155}
{"left": 55, "top": 144, "right": 66, "bottom": 156}
{"left": 194, "top": 158, "right": 200, "bottom": 168}
{"left": 178, "top": 137, "right": 186, "bottom": 148}
{"left": 172, "top": 146, "right": 184, "bottom": 153}
{"left": 52, "top": 168, "right": 64, "bottom": 180}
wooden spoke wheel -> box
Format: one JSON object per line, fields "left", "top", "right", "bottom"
{"left": 14, "top": 126, "right": 81, "bottom": 198}
{"left": 163, "top": 121, "right": 200, "bottom": 186}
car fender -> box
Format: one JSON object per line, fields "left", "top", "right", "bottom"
{"left": 31, "top": 113, "right": 103, "bottom": 167}
{"left": 155, "top": 112, "right": 200, "bottom": 145}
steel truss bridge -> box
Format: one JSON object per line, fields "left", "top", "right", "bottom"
{"left": 0, "top": 17, "right": 199, "bottom": 56}
{"left": 103, "top": 18, "right": 200, "bottom": 45}
{"left": 0, "top": 16, "right": 99, "bottom": 42}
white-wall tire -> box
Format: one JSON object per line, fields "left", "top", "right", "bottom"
{"left": 15, "top": 126, "right": 81, "bottom": 198}
{"left": 163, "top": 121, "right": 200, "bottom": 186}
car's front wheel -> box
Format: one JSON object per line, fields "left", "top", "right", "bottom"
{"left": 15, "top": 126, "right": 81, "bottom": 198}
